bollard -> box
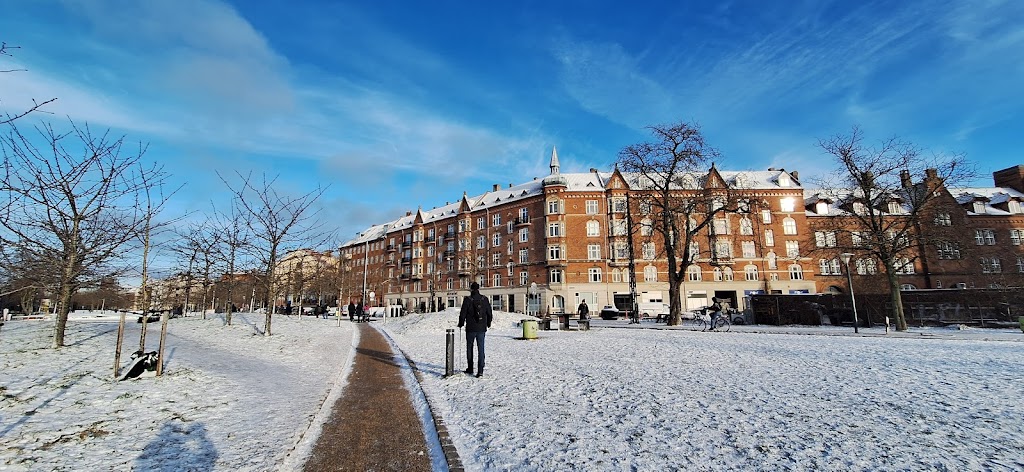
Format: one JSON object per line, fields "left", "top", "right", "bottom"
{"left": 885, "top": 316, "right": 890, "bottom": 334}
{"left": 445, "top": 329, "right": 455, "bottom": 377}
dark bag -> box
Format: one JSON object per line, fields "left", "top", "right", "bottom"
{"left": 470, "top": 296, "right": 484, "bottom": 323}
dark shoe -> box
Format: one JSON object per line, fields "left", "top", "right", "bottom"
{"left": 475, "top": 372, "right": 483, "bottom": 378}
{"left": 463, "top": 368, "right": 473, "bottom": 374}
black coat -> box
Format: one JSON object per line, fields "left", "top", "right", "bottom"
{"left": 458, "top": 292, "right": 493, "bottom": 332}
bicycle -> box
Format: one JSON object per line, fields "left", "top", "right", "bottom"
{"left": 692, "top": 309, "right": 731, "bottom": 332}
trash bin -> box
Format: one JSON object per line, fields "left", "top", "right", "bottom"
{"left": 522, "top": 319, "right": 538, "bottom": 339}
{"left": 559, "top": 314, "right": 569, "bottom": 330}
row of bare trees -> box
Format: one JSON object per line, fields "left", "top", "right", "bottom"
{"left": 616, "top": 122, "right": 973, "bottom": 331}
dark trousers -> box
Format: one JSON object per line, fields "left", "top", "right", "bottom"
{"left": 465, "top": 331, "right": 486, "bottom": 373}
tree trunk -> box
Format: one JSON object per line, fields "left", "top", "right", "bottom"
{"left": 667, "top": 272, "right": 684, "bottom": 326}
{"left": 887, "top": 271, "right": 908, "bottom": 331}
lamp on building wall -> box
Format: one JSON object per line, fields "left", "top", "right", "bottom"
{"left": 839, "top": 253, "right": 860, "bottom": 334}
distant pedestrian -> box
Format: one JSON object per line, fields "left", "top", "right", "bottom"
{"left": 457, "top": 282, "right": 492, "bottom": 378}
{"left": 577, "top": 300, "right": 589, "bottom": 320}
{"left": 348, "top": 301, "right": 356, "bottom": 322}
{"left": 708, "top": 298, "right": 723, "bottom": 330}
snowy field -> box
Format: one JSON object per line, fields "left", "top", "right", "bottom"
{"left": 2, "top": 309, "right": 1023, "bottom": 471}
{"left": 0, "top": 312, "right": 354, "bottom": 471}
{"left": 383, "top": 309, "right": 1024, "bottom": 471}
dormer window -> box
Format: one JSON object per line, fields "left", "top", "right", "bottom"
{"left": 852, "top": 202, "right": 866, "bottom": 214}
{"left": 1009, "top": 200, "right": 1021, "bottom": 214}
{"left": 815, "top": 201, "right": 829, "bottom": 214}
{"left": 778, "top": 173, "right": 791, "bottom": 187}
{"left": 887, "top": 201, "right": 903, "bottom": 214}
{"left": 973, "top": 201, "right": 986, "bottom": 214}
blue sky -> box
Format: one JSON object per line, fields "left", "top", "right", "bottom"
{"left": 2, "top": 0, "right": 1023, "bottom": 254}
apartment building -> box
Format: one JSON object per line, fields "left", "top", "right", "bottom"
{"left": 340, "top": 148, "right": 818, "bottom": 315}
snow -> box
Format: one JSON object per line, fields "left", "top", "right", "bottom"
{"left": 2, "top": 309, "right": 1023, "bottom": 471}
{"left": 382, "top": 309, "right": 1024, "bottom": 471}
{"left": 1, "top": 312, "right": 354, "bottom": 471}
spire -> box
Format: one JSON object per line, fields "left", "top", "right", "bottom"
{"left": 549, "top": 146, "right": 560, "bottom": 175}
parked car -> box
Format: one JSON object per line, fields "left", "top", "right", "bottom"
{"left": 599, "top": 305, "right": 621, "bottom": 320}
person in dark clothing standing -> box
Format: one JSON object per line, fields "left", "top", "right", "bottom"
{"left": 457, "top": 282, "right": 492, "bottom": 378}
{"left": 577, "top": 300, "right": 589, "bottom": 320}
{"left": 348, "top": 301, "right": 356, "bottom": 322}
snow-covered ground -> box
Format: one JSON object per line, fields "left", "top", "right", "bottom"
{"left": 0, "top": 312, "right": 354, "bottom": 471}
{"left": 383, "top": 309, "right": 1024, "bottom": 471}
{"left": 2, "top": 309, "right": 1023, "bottom": 471}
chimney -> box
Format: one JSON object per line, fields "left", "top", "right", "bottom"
{"left": 993, "top": 165, "right": 1024, "bottom": 192}
{"left": 900, "top": 170, "right": 912, "bottom": 188}
{"left": 492, "top": 184, "right": 500, "bottom": 192}
{"left": 590, "top": 168, "right": 598, "bottom": 173}
{"left": 925, "top": 168, "right": 938, "bottom": 180}
{"left": 508, "top": 183, "right": 513, "bottom": 188}
{"left": 791, "top": 170, "right": 799, "bottom": 181}
{"left": 406, "top": 211, "right": 412, "bottom": 217}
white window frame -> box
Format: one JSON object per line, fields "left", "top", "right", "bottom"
{"left": 585, "top": 200, "right": 599, "bottom": 215}
{"left": 587, "top": 244, "right": 601, "bottom": 260}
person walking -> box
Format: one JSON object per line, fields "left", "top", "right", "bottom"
{"left": 577, "top": 300, "right": 589, "bottom": 320}
{"left": 348, "top": 301, "right": 356, "bottom": 322}
{"left": 457, "top": 282, "right": 492, "bottom": 378}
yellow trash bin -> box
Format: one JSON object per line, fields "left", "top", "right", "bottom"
{"left": 522, "top": 319, "right": 538, "bottom": 339}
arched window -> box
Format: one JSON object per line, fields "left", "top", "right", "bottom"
{"left": 783, "top": 217, "right": 797, "bottom": 235}
{"left": 688, "top": 265, "right": 702, "bottom": 281}
{"left": 744, "top": 265, "right": 758, "bottom": 281}
{"left": 644, "top": 266, "right": 657, "bottom": 282}
{"left": 788, "top": 264, "right": 803, "bottom": 280}
{"left": 551, "top": 295, "right": 565, "bottom": 313}
{"left": 739, "top": 217, "right": 753, "bottom": 235}
{"left": 723, "top": 267, "right": 734, "bottom": 281}
{"left": 713, "top": 267, "right": 723, "bottom": 281}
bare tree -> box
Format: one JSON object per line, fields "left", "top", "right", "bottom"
{"left": 814, "top": 126, "right": 975, "bottom": 331}
{"left": 211, "top": 199, "right": 252, "bottom": 326}
{"left": 1, "top": 42, "right": 57, "bottom": 125}
{"left": 221, "top": 172, "right": 328, "bottom": 336}
{"left": 616, "top": 121, "right": 739, "bottom": 325}
{"left": 0, "top": 121, "right": 171, "bottom": 347}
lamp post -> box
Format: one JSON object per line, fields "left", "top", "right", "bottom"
{"left": 839, "top": 253, "right": 860, "bottom": 334}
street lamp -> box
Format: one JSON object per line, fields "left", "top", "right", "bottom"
{"left": 839, "top": 253, "right": 860, "bottom": 334}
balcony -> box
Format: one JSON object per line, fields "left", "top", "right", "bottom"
{"left": 514, "top": 217, "right": 531, "bottom": 226}
{"left": 425, "top": 235, "right": 435, "bottom": 243}
{"left": 385, "top": 259, "right": 396, "bottom": 267}
{"left": 608, "top": 258, "right": 631, "bottom": 267}
{"left": 401, "top": 241, "right": 412, "bottom": 249}
{"left": 400, "top": 273, "right": 411, "bottom": 280}
{"left": 401, "top": 257, "right": 412, "bottom": 265}
{"left": 410, "top": 273, "right": 423, "bottom": 280}
{"left": 546, "top": 259, "right": 568, "bottom": 267}
{"left": 386, "top": 244, "right": 397, "bottom": 253}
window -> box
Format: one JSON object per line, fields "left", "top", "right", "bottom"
{"left": 447, "top": 277, "right": 453, "bottom": 290}
{"left": 981, "top": 257, "right": 1002, "bottom": 274}
{"left": 588, "top": 244, "right": 601, "bottom": 260}
{"left": 477, "top": 217, "right": 485, "bottom": 230}
{"left": 550, "top": 269, "right": 563, "bottom": 284}
{"left": 744, "top": 265, "right": 759, "bottom": 281}
{"left": 492, "top": 233, "right": 501, "bottom": 247}
{"left": 547, "top": 245, "right": 562, "bottom": 260}
{"left": 814, "top": 231, "right": 837, "bottom": 247}
{"left": 767, "top": 252, "right": 778, "bottom": 270}
{"left": 739, "top": 217, "right": 753, "bottom": 235}
{"left": 639, "top": 218, "right": 652, "bottom": 236}
{"left": 819, "top": 258, "right": 841, "bottom": 275}
{"left": 507, "top": 240, "right": 513, "bottom": 254}
{"left": 975, "top": 229, "right": 996, "bottom": 245}
{"left": 783, "top": 217, "right": 797, "bottom": 235}
{"left": 788, "top": 264, "right": 803, "bottom": 280}
{"left": 507, "top": 262, "right": 514, "bottom": 276}
{"left": 761, "top": 209, "right": 772, "bottom": 224}
{"left": 547, "top": 200, "right": 561, "bottom": 215}
{"left": 520, "top": 271, "right": 529, "bottom": 285}
{"left": 1010, "top": 200, "right": 1022, "bottom": 214}
{"left": 815, "top": 201, "right": 829, "bottom": 214}
{"left": 764, "top": 229, "right": 775, "bottom": 247}
{"left": 714, "top": 240, "right": 732, "bottom": 259}
{"left": 493, "top": 273, "right": 501, "bottom": 287}
{"left": 644, "top": 266, "right": 658, "bottom": 282}
{"left": 586, "top": 220, "right": 600, "bottom": 237}
{"left": 742, "top": 241, "right": 756, "bottom": 258}
{"left": 934, "top": 212, "right": 951, "bottom": 226}
{"left": 855, "top": 258, "right": 876, "bottom": 275}
{"left": 639, "top": 201, "right": 652, "bottom": 215}
{"left": 887, "top": 201, "right": 904, "bottom": 214}
{"left": 477, "top": 235, "right": 485, "bottom": 249}
{"left": 1017, "top": 256, "right": 1024, "bottom": 273}
{"left": 612, "top": 219, "right": 628, "bottom": 236}
{"left": 611, "top": 269, "right": 622, "bottom": 283}
{"left": 1010, "top": 229, "right": 1024, "bottom": 246}
{"left": 585, "top": 200, "right": 599, "bottom": 214}
{"left": 642, "top": 242, "right": 656, "bottom": 260}
{"left": 852, "top": 231, "right": 868, "bottom": 247}
{"left": 507, "top": 221, "right": 514, "bottom": 234}
{"left": 713, "top": 218, "right": 729, "bottom": 235}
{"left": 937, "top": 242, "right": 960, "bottom": 260}
{"left": 492, "top": 253, "right": 500, "bottom": 267}
{"left": 894, "top": 257, "right": 915, "bottom": 275}
{"left": 492, "top": 214, "right": 501, "bottom": 227}
{"left": 517, "top": 249, "right": 528, "bottom": 264}
{"left": 723, "top": 267, "right": 734, "bottom": 281}
{"left": 588, "top": 268, "right": 602, "bottom": 283}
{"left": 548, "top": 222, "right": 562, "bottom": 237}
{"left": 785, "top": 241, "right": 800, "bottom": 258}
{"left": 780, "top": 198, "right": 795, "bottom": 212}
{"left": 613, "top": 241, "right": 628, "bottom": 259}
{"left": 519, "top": 228, "right": 529, "bottom": 242}
{"left": 687, "top": 265, "right": 702, "bottom": 281}
{"left": 427, "top": 245, "right": 435, "bottom": 257}
{"left": 689, "top": 241, "right": 700, "bottom": 258}
{"left": 610, "top": 197, "right": 627, "bottom": 213}
{"left": 518, "top": 208, "right": 529, "bottom": 223}
{"left": 973, "top": 201, "right": 986, "bottom": 214}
